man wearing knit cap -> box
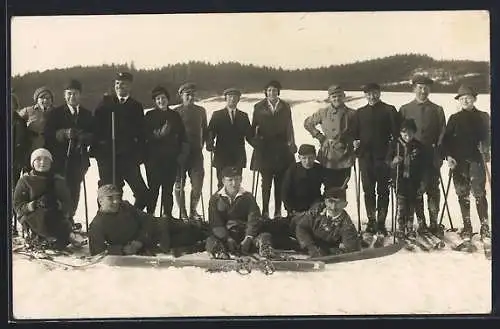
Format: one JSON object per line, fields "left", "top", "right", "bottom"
{"left": 91, "top": 72, "right": 151, "bottom": 212}
{"left": 442, "top": 85, "right": 491, "bottom": 240}
{"left": 349, "top": 83, "right": 400, "bottom": 236}
{"left": 398, "top": 76, "right": 446, "bottom": 236}
{"left": 18, "top": 86, "right": 55, "bottom": 169}
{"left": 250, "top": 80, "right": 297, "bottom": 219}
{"left": 44, "top": 79, "right": 93, "bottom": 230}
{"left": 295, "top": 186, "right": 361, "bottom": 258}
{"left": 305, "top": 84, "right": 356, "bottom": 190}
{"left": 174, "top": 82, "right": 208, "bottom": 221}
{"left": 88, "top": 184, "right": 209, "bottom": 256}
{"left": 282, "top": 144, "right": 324, "bottom": 216}
{"left": 144, "top": 85, "right": 189, "bottom": 217}
{"left": 207, "top": 88, "right": 254, "bottom": 191}
{"left": 206, "top": 166, "right": 275, "bottom": 259}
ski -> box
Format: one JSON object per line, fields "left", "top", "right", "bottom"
{"left": 402, "top": 238, "right": 417, "bottom": 251}
{"left": 422, "top": 233, "right": 446, "bottom": 250}
{"left": 414, "top": 234, "right": 432, "bottom": 252}
{"left": 481, "top": 237, "right": 491, "bottom": 260}
{"left": 103, "top": 254, "right": 325, "bottom": 273}
{"left": 14, "top": 249, "right": 107, "bottom": 270}
{"left": 442, "top": 231, "right": 477, "bottom": 253}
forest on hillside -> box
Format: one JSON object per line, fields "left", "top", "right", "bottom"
{"left": 11, "top": 54, "right": 490, "bottom": 111}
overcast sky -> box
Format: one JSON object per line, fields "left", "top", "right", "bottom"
{"left": 11, "top": 11, "right": 489, "bottom": 76}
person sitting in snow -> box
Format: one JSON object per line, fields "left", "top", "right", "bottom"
{"left": 13, "top": 148, "right": 82, "bottom": 250}
{"left": 386, "top": 119, "right": 427, "bottom": 240}
{"left": 206, "top": 166, "right": 275, "bottom": 259}
{"left": 295, "top": 187, "right": 361, "bottom": 258}
{"left": 88, "top": 184, "right": 209, "bottom": 256}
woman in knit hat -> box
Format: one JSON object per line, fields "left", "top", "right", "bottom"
{"left": 143, "top": 86, "right": 189, "bottom": 217}
{"left": 17, "top": 86, "right": 55, "bottom": 169}
{"left": 13, "top": 148, "right": 82, "bottom": 250}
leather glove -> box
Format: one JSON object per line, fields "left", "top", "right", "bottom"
{"left": 353, "top": 140, "right": 361, "bottom": 151}
{"left": 123, "top": 240, "right": 143, "bottom": 255}
{"left": 447, "top": 156, "right": 457, "bottom": 170}
{"left": 307, "top": 201, "right": 325, "bottom": 217}
{"left": 240, "top": 236, "right": 254, "bottom": 254}
{"left": 315, "top": 132, "right": 326, "bottom": 145}
{"left": 226, "top": 237, "right": 239, "bottom": 253}
{"left": 391, "top": 156, "right": 403, "bottom": 168}
{"left": 159, "top": 121, "right": 171, "bottom": 136}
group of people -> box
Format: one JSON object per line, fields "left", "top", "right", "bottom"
{"left": 11, "top": 72, "right": 491, "bottom": 259}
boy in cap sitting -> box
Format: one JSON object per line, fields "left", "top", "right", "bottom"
{"left": 88, "top": 184, "right": 208, "bottom": 256}
{"left": 386, "top": 119, "right": 427, "bottom": 239}
{"left": 295, "top": 187, "right": 361, "bottom": 258}
{"left": 442, "top": 85, "right": 491, "bottom": 241}
{"left": 206, "top": 166, "right": 274, "bottom": 259}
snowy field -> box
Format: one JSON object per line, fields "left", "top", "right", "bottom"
{"left": 11, "top": 89, "right": 492, "bottom": 318}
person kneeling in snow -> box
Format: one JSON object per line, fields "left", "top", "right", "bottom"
{"left": 206, "top": 166, "right": 274, "bottom": 259}
{"left": 295, "top": 187, "right": 361, "bottom": 258}
{"left": 89, "top": 184, "right": 208, "bottom": 256}
{"left": 13, "top": 148, "right": 82, "bottom": 250}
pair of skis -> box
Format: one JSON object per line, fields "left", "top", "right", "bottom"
{"left": 13, "top": 248, "right": 107, "bottom": 270}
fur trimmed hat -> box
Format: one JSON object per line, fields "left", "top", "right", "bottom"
{"left": 30, "top": 148, "right": 53, "bottom": 166}
{"left": 33, "top": 86, "right": 54, "bottom": 102}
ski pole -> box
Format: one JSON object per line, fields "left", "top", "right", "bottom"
{"left": 179, "top": 168, "right": 185, "bottom": 219}
{"left": 438, "top": 168, "right": 454, "bottom": 230}
{"left": 251, "top": 170, "right": 256, "bottom": 197}
{"left": 82, "top": 167, "right": 89, "bottom": 233}
{"left": 353, "top": 160, "right": 361, "bottom": 233}
{"left": 200, "top": 190, "right": 206, "bottom": 222}
{"left": 64, "top": 138, "right": 73, "bottom": 177}
{"left": 210, "top": 151, "right": 214, "bottom": 196}
{"left": 111, "top": 110, "right": 116, "bottom": 186}
{"left": 159, "top": 186, "right": 164, "bottom": 217}
{"left": 394, "top": 143, "right": 400, "bottom": 241}
{"left": 478, "top": 144, "right": 491, "bottom": 187}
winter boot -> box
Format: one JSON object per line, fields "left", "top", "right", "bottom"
{"left": 365, "top": 220, "right": 377, "bottom": 234}
{"left": 459, "top": 221, "right": 473, "bottom": 240}
{"left": 255, "top": 233, "right": 275, "bottom": 259}
{"left": 174, "top": 188, "right": 189, "bottom": 220}
{"left": 480, "top": 223, "right": 491, "bottom": 240}
{"left": 416, "top": 220, "right": 429, "bottom": 235}
{"left": 406, "top": 228, "right": 417, "bottom": 241}
{"left": 376, "top": 208, "right": 388, "bottom": 236}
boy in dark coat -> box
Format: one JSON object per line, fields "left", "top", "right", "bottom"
{"left": 13, "top": 148, "right": 82, "bottom": 250}
{"left": 174, "top": 83, "right": 209, "bottom": 221}
{"left": 350, "top": 83, "right": 400, "bottom": 235}
{"left": 88, "top": 184, "right": 208, "bottom": 256}
{"left": 295, "top": 187, "right": 361, "bottom": 258}
{"left": 282, "top": 144, "right": 324, "bottom": 216}
{"left": 386, "top": 119, "right": 426, "bottom": 239}
{"left": 206, "top": 166, "right": 274, "bottom": 259}
{"left": 44, "top": 79, "right": 93, "bottom": 229}
{"left": 207, "top": 88, "right": 255, "bottom": 190}
{"left": 250, "top": 80, "right": 297, "bottom": 219}
{"left": 91, "top": 72, "right": 150, "bottom": 211}
{"left": 144, "top": 86, "right": 189, "bottom": 217}
{"left": 442, "top": 85, "right": 491, "bottom": 240}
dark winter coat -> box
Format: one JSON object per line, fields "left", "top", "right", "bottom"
{"left": 295, "top": 208, "right": 361, "bottom": 253}
{"left": 144, "top": 107, "right": 188, "bottom": 162}
{"left": 250, "top": 99, "right": 296, "bottom": 172}
{"left": 386, "top": 137, "right": 426, "bottom": 197}
{"left": 174, "top": 104, "right": 208, "bottom": 154}
{"left": 88, "top": 201, "right": 156, "bottom": 255}
{"left": 12, "top": 111, "right": 30, "bottom": 174}
{"left": 13, "top": 170, "right": 73, "bottom": 240}
{"left": 350, "top": 101, "right": 400, "bottom": 160}
{"left": 91, "top": 95, "right": 145, "bottom": 164}
{"left": 18, "top": 104, "right": 54, "bottom": 152}
{"left": 44, "top": 104, "right": 93, "bottom": 175}
{"left": 208, "top": 188, "right": 263, "bottom": 240}
{"left": 442, "top": 108, "right": 490, "bottom": 163}
{"left": 207, "top": 108, "right": 254, "bottom": 169}
{"left": 304, "top": 104, "right": 356, "bottom": 169}
{"left": 282, "top": 162, "right": 324, "bottom": 213}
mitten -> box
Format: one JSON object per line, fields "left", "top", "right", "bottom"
{"left": 315, "top": 132, "right": 326, "bottom": 145}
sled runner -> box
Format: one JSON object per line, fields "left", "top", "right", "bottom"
{"left": 103, "top": 254, "right": 325, "bottom": 274}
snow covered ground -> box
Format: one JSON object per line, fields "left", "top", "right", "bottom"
{"left": 11, "top": 89, "right": 491, "bottom": 318}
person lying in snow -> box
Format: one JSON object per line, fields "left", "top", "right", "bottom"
{"left": 295, "top": 187, "right": 361, "bottom": 258}
{"left": 13, "top": 148, "right": 83, "bottom": 250}
{"left": 206, "top": 166, "right": 275, "bottom": 259}
{"left": 88, "top": 184, "right": 209, "bottom": 256}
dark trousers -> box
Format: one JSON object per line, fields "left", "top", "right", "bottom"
{"left": 323, "top": 167, "right": 351, "bottom": 189}
{"left": 359, "top": 156, "right": 390, "bottom": 223}
{"left": 396, "top": 178, "right": 419, "bottom": 232}
{"left": 215, "top": 166, "right": 243, "bottom": 190}
{"left": 175, "top": 151, "right": 204, "bottom": 214}
{"left": 260, "top": 168, "right": 287, "bottom": 216}
{"left": 452, "top": 159, "right": 488, "bottom": 226}
{"left": 415, "top": 164, "right": 440, "bottom": 226}
{"left": 96, "top": 155, "right": 150, "bottom": 211}
{"left": 260, "top": 217, "right": 302, "bottom": 251}
{"left": 145, "top": 158, "right": 178, "bottom": 217}
{"left": 153, "top": 218, "right": 209, "bottom": 253}
{"left": 64, "top": 160, "right": 89, "bottom": 222}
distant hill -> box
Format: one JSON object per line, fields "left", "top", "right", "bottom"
{"left": 11, "top": 54, "right": 490, "bottom": 111}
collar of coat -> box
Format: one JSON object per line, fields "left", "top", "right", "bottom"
{"left": 267, "top": 98, "right": 281, "bottom": 112}
{"left": 217, "top": 186, "right": 247, "bottom": 202}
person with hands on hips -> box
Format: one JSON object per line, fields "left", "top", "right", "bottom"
{"left": 205, "top": 166, "right": 275, "bottom": 259}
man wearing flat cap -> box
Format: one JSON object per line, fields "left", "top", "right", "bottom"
{"left": 207, "top": 88, "right": 254, "bottom": 191}
{"left": 89, "top": 184, "right": 209, "bottom": 256}
{"left": 282, "top": 144, "right": 324, "bottom": 216}
{"left": 44, "top": 79, "right": 93, "bottom": 230}
{"left": 206, "top": 166, "right": 275, "bottom": 259}
{"left": 250, "top": 80, "right": 297, "bottom": 219}
{"left": 398, "top": 76, "right": 446, "bottom": 236}
{"left": 305, "top": 84, "right": 356, "bottom": 190}
{"left": 295, "top": 187, "right": 361, "bottom": 258}
{"left": 173, "top": 82, "right": 209, "bottom": 221}
{"left": 91, "top": 72, "right": 151, "bottom": 212}
{"left": 349, "top": 83, "right": 400, "bottom": 236}
{"left": 442, "top": 85, "right": 491, "bottom": 240}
